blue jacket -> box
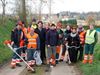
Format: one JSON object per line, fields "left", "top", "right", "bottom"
{"left": 46, "top": 29, "right": 59, "bottom": 46}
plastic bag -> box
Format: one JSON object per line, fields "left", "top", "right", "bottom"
{"left": 34, "top": 51, "right": 42, "bottom": 65}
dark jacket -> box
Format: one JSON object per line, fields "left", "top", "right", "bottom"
{"left": 46, "top": 29, "right": 59, "bottom": 46}
{"left": 35, "top": 28, "right": 46, "bottom": 44}
{"left": 64, "top": 29, "right": 71, "bottom": 38}
{"left": 57, "top": 29, "right": 64, "bottom": 45}
{"left": 67, "top": 33, "right": 80, "bottom": 47}
{"left": 11, "top": 28, "right": 23, "bottom": 47}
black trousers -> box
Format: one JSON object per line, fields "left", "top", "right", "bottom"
{"left": 68, "top": 47, "right": 78, "bottom": 63}
{"left": 40, "top": 43, "right": 46, "bottom": 62}
{"left": 78, "top": 44, "right": 84, "bottom": 61}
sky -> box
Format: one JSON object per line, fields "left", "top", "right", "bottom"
{"left": 0, "top": 0, "right": 100, "bottom": 14}
{"left": 42, "top": 0, "right": 100, "bottom": 13}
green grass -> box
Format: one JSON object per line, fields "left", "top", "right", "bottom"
{"left": 78, "top": 43, "right": 100, "bottom": 75}
{"left": 0, "top": 19, "right": 15, "bottom": 64}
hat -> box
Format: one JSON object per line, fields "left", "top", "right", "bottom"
{"left": 32, "top": 18, "right": 36, "bottom": 22}
{"left": 31, "top": 24, "right": 37, "bottom": 29}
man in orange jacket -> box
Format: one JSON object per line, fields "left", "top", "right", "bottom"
{"left": 25, "top": 25, "right": 40, "bottom": 72}
{"left": 20, "top": 21, "right": 27, "bottom": 60}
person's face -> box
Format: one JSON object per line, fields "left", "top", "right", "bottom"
{"left": 38, "top": 23, "right": 43, "bottom": 28}
{"left": 45, "top": 24, "right": 49, "bottom": 29}
{"left": 72, "top": 29, "right": 76, "bottom": 33}
{"left": 30, "top": 27, "right": 34, "bottom": 33}
{"left": 66, "top": 26, "right": 70, "bottom": 30}
{"left": 17, "top": 25, "right": 22, "bottom": 29}
{"left": 57, "top": 26, "right": 61, "bottom": 30}
{"left": 51, "top": 26, "right": 55, "bottom": 30}
{"left": 89, "top": 25, "right": 94, "bottom": 30}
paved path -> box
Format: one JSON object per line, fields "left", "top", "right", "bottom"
{"left": 0, "top": 62, "right": 25, "bottom": 75}
{"left": 45, "top": 62, "right": 81, "bottom": 75}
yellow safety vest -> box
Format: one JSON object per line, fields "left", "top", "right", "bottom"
{"left": 85, "top": 30, "right": 96, "bottom": 44}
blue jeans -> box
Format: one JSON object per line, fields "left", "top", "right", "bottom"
{"left": 27, "top": 49, "right": 36, "bottom": 61}
{"left": 12, "top": 45, "right": 21, "bottom": 59}
{"left": 47, "top": 46, "right": 56, "bottom": 59}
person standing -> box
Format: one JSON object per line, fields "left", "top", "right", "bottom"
{"left": 67, "top": 27, "right": 80, "bottom": 63}
{"left": 26, "top": 26, "right": 40, "bottom": 72}
{"left": 83, "top": 24, "right": 98, "bottom": 64}
{"left": 56, "top": 22, "right": 63, "bottom": 63}
{"left": 11, "top": 21, "right": 24, "bottom": 68}
{"left": 46, "top": 24, "right": 59, "bottom": 71}
{"left": 77, "top": 25, "right": 86, "bottom": 61}
{"left": 35, "top": 21, "right": 46, "bottom": 64}
{"left": 20, "top": 21, "right": 27, "bottom": 60}
{"left": 63, "top": 25, "right": 71, "bottom": 62}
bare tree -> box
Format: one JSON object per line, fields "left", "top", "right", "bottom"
{"left": 0, "top": 0, "right": 8, "bottom": 22}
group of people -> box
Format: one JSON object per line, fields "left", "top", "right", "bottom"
{"left": 9, "top": 18, "right": 98, "bottom": 72}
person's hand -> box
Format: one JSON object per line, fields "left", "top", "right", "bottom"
{"left": 48, "top": 45, "right": 50, "bottom": 47}
{"left": 11, "top": 41, "right": 14, "bottom": 46}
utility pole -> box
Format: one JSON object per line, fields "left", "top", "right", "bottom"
{"left": 49, "top": 0, "right": 52, "bottom": 22}
{"left": 38, "top": 0, "right": 42, "bottom": 20}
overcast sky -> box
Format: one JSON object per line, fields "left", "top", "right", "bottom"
{"left": 0, "top": 0, "right": 100, "bottom": 14}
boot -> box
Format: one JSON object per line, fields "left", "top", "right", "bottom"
{"left": 11, "top": 59, "right": 16, "bottom": 69}
{"left": 82, "top": 54, "right": 88, "bottom": 64}
{"left": 89, "top": 55, "right": 93, "bottom": 64}
{"left": 16, "top": 59, "right": 22, "bottom": 67}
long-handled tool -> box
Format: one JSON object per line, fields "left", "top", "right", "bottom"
{"left": 4, "top": 40, "right": 35, "bottom": 72}
{"left": 65, "top": 44, "right": 71, "bottom": 64}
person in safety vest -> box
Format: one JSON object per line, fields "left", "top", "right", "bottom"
{"left": 25, "top": 24, "right": 40, "bottom": 72}
{"left": 83, "top": 24, "right": 98, "bottom": 64}
{"left": 77, "top": 25, "right": 86, "bottom": 61}
{"left": 11, "top": 21, "right": 24, "bottom": 68}
{"left": 56, "top": 22, "right": 64, "bottom": 63}
{"left": 45, "top": 24, "right": 59, "bottom": 72}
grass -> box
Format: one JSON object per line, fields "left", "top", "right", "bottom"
{"left": 78, "top": 43, "right": 100, "bottom": 75}
{"left": 0, "top": 19, "right": 15, "bottom": 64}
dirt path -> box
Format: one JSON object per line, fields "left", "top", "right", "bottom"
{"left": 23, "top": 62, "right": 82, "bottom": 75}
{"left": 0, "top": 62, "right": 26, "bottom": 75}
{"left": 44, "top": 62, "right": 81, "bottom": 75}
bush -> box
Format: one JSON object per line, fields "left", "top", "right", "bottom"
{"left": 0, "top": 19, "right": 15, "bottom": 64}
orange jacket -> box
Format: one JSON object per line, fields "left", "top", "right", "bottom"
{"left": 26, "top": 33, "right": 38, "bottom": 49}
{"left": 20, "top": 27, "right": 27, "bottom": 47}
{"left": 79, "top": 31, "right": 86, "bottom": 45}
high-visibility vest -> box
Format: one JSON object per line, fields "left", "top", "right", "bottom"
{"left": 27, "top": 33, "right": 38, "bottom": 48}
{"left": 85, "top": 30, "right": 96, "bottom": 44}
{"left": 79, "top": 31, "right": 85, "bottom": 44}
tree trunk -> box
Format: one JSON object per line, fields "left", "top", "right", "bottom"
{"left": 21, "top": 0, "right": 27, "bottom": 26}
